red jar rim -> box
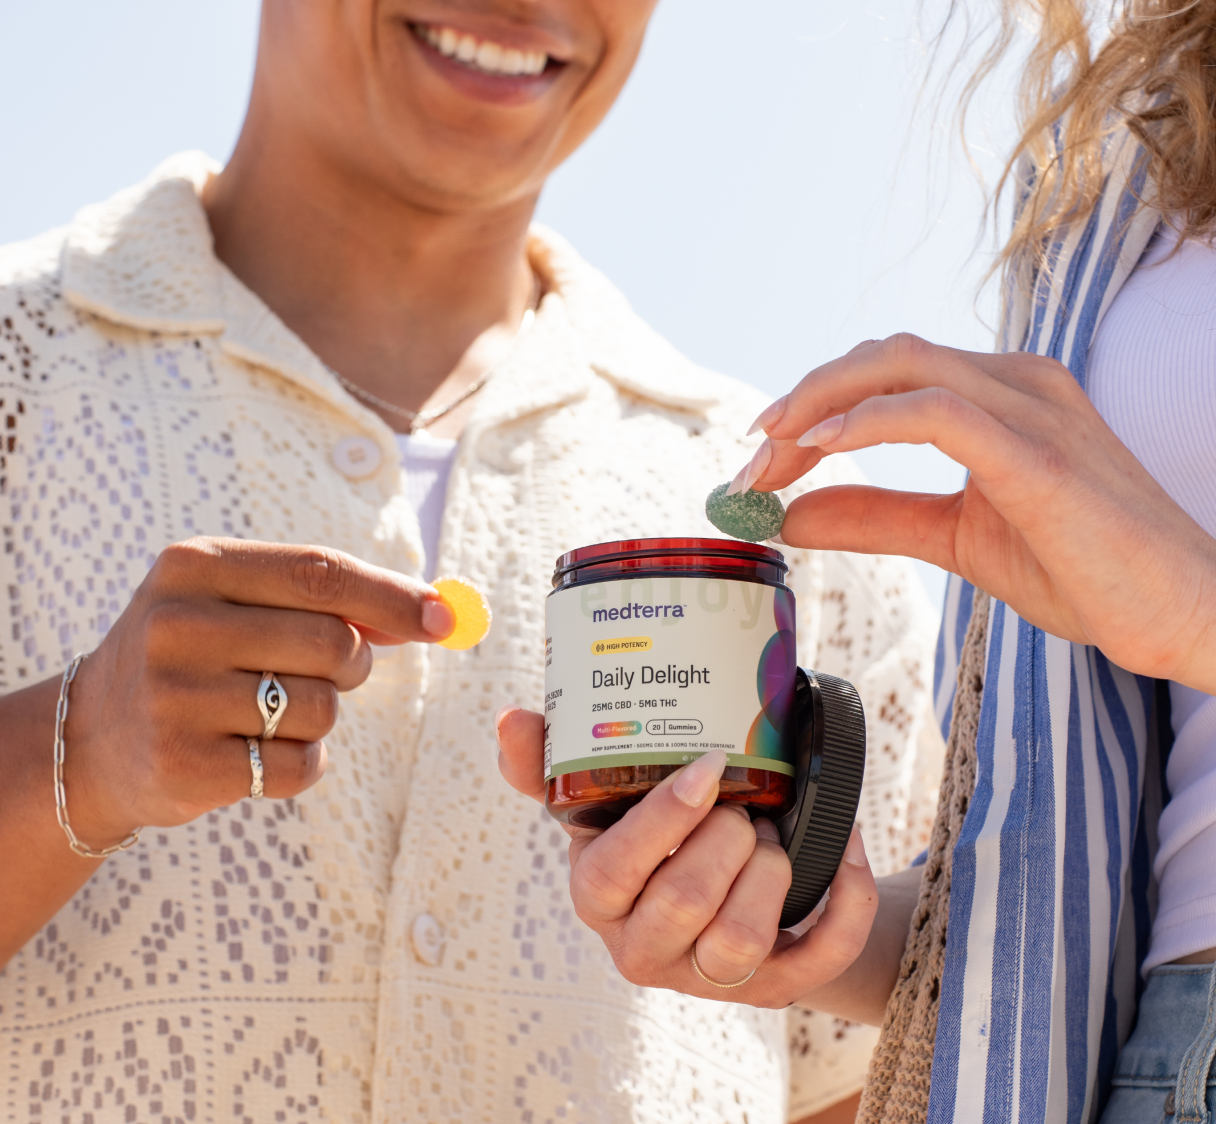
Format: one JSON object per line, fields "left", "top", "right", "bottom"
{"left": 552, "top": 537, "right": 787, "bottom": 590}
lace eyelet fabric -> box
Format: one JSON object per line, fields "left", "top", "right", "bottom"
{"left": 0, "top": 155, "right": 942, "bottom": 1124}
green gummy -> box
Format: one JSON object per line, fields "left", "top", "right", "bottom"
{"left": 704, "top": 482, "right": 785, "bottom": 543}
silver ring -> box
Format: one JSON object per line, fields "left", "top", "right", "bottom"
{"left": 690, "top": 945, "right": 757, "bottom": 989}
{"left": 257, "top": 672, "right": 288, "bottom": 740}
{"left": 248, "top": 738, "right": 264, "bottom": 800}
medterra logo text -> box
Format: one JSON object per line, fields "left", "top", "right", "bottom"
{"left": 592, "top": 602, "right": 684, "bottom": 623}
{"left": 579, "top": 579, "right": 770, "bottom": 631}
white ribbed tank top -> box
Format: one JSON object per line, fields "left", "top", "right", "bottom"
{"left": 1087, "top": 224, "right": 1216, "bottom": 969}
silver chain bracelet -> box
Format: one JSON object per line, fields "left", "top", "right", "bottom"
{"left": 54, "top": 652, "right": 143, "bottom": 859}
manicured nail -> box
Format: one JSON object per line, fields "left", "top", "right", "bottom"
{"left": 740, "top": 439, "right": 772, "bottom": 493}
{"left": 796, "top": 414, "right": 845, "bottom": 448}
{"left": 843, "top": 824, "right": 868, "bottom": 866}
{"left": 726, "top": 439, "right": 772, "bottom": 497}
{"left": 672, "top": 748, "right": 727, "bottom": 807}
{"left": 422, "top": 598, "right": 456, "bottom": 639}
{"left": 724, "top": 460, "right": 750, "bottom": 496}
{"left": 754, "top": 817, "right": 780, "bottom": 843}
{"left": 746, "top": 395, "right": 787, "bottom": 437}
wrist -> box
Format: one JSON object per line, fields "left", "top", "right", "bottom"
{"left": 57, "top": 656, "right": 143, "bottom": 850}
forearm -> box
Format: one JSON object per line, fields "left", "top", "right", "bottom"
{"left": 793, "top": 865, "right": 921, "bottom": 1025}
{"left": 0, "top": 677, "right": 110, "bottom": 967}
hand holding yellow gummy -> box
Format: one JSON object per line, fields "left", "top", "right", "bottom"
{"left": 432, "top": 577, "right": 492, "bottom": 650}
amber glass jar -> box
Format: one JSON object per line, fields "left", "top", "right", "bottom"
{"left": 543, "top": 537, "right": 798, "bottom": 829}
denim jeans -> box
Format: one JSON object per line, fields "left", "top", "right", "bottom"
{"left": 1102, "top": 965, "right": 1216, "bottom": 1124}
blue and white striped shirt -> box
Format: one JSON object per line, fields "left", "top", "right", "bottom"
{"left": 927, "top": 129, "right": 1172, "bottom": 1123}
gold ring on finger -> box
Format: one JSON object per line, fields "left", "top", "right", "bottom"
{"left": 690, "top": 944, "right": 757, "bottom": 988}
{"left": 257, "top": 672, "right": 288, "bottom": 740}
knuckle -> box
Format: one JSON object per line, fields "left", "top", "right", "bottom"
{"left": 571, "top": 851, "right": 637, "bottom": 919}
{"left": 147, "top": 729, "right": 201, "bottom": 792}
{"left": 308, "top": 617, "right": 358, "bottom": 670}
{"left": 1029, "top": 354, "right": 1071, "bottom": 385}
{"left": 706, "top": 803, "right": 760, "bottom": 850}
{"left": 648, "top": 873, "right": 716, "bottom": 931}
{"left": 1006, "top": 353, "right": 1077, "bottom": 400}
{"left": 706, "top": 920, "right": 772, "bottom": 969}
{"left": 884, "top": 331, "right": 931, "bottom": 364}
{"left": 307, "top": 683, "right": 340, "bottom": 733}
{"left": 151, "top": 537, "right": 218, "bottom": 586}
{"left": 142, "top": 601, "right": 197, "bottom": 661}
{"left": 289, "top": 547, "right": 351, "bottom": 609}
{"left": 614, "top": 951, "right": 660, "bottom": 988}
{"left": 925, "top": 384, "right": 966, "bottom": 419}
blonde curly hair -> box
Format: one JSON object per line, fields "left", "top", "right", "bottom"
{"left": 947, "top": 0, "right": 1216, "bottom": 283}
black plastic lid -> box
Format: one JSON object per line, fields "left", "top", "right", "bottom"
{"left": 777, "top": 669, "right": 867, "bottom": 929}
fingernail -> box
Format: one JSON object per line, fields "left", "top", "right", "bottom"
{"left": 843, "top": 824, "right": 868, "bottom": 866}
{"left": 740, "top": 439, "right": 772, "bottom": 493}
{"left": 724, "top": 460, "right": 750, "bottom": 497}
{"left": 726, "top": 438, "right": 772, "bottom": 497}
{"left": 769, "top": 532, "right": 787, "bottom": 546}
{"left": 746, "top": 395, "right": 787, "bottom": 436}
{"left": 494, "top": 705, "right": 518, "bottom": 741}
{"left": 754, "top": 817, "right": 780, "bottom": 843}
{"left": 672, "top": 748, "right": 727, "bottom": 807}
{"left": 796, "top": 414, "right": 845, "bottom": 448}
{"left": 422, "top": 598, "right": 455, "bottom": 639}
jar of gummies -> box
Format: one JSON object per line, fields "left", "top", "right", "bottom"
{"left": 543, "top": 537, "right": 800, "bottom": 828}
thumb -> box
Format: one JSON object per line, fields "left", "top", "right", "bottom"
{"left": 496, "top": 706, "right": 547, "bottom": 802}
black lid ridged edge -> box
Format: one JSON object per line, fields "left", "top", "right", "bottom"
{"left": 780, "top": 672, "right": 867, "bottom": 929}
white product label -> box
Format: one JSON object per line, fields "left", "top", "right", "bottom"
{"left": 543, "top": 576, "right": 798, "bottom": 779}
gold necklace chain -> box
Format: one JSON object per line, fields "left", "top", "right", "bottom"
{"left": 330, "top": 272, "right": 542, "bottom": 434}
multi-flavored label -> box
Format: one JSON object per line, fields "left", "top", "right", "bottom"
{"left": 543, "top": 576, "right": 798, "bottom": 780}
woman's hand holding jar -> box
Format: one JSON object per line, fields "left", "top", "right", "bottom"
{"left": 0, "top": 537, "right": 455, "bottom": 965}
{"left": 497, "top": 706, "right": 917, "bottom": 1020}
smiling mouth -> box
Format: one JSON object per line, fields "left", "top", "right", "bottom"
{"left": 410, "top": 22, "right": 556, "bottom": 78}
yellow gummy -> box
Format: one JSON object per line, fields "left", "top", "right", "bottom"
{"left": 433, "top": 577, "right": 493, "bottom": 651}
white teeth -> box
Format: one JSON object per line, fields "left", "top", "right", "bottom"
{"left": 475, "top": 41, "right": 502, "bottom": 70}
{"left": 415, "top": 23, "right": 549, "bottom": 77}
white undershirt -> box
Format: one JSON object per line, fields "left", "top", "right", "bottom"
{"left": 395, "top": 432, "right": 458, "bottom": 582}
{"left": 1087, "top": 225, "right": 1216, "bottom": 969}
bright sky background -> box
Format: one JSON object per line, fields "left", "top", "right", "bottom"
{"left": 1, "top": 0, "right": 1017, "bottom": 608}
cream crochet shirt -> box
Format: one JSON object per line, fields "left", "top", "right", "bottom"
{"left": 0, "top": 154, "right": 943, "bottom": 1124}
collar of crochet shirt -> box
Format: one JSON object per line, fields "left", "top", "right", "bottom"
{"left": 60, "top": 151, "right": 720, "bottom": 418}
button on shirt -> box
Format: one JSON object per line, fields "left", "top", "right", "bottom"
{"left": 331, "top": 433, "right": 383, "bottom": 479}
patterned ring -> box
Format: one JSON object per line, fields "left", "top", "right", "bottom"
{"left": 248, "top": 738, "right": 265, "bottom": 801}
{"left": 257, "top": 672, "right": 288, "bottom": 740}
{"left": 690, "top": 945, "right": 757, "bottom": 989}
